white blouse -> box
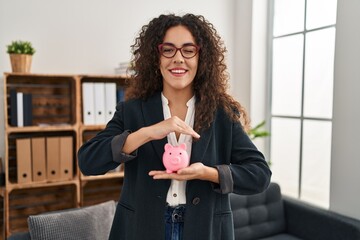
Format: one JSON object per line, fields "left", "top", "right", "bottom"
{"left": 161, "top": 93, "right": 196, "bottom": 206}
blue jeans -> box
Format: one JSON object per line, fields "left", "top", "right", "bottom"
{"left": 165, "top": 205, "right": 186, "bottom": 240}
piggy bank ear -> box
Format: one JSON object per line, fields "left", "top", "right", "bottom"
{"left": 164, "top": 143, "right": 173, "bottom": 151}
{"left": 179, "top": 143, "right": 187, "bottom": 150}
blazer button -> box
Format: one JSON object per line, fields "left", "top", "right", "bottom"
{"left": 192, "top": 197, "right": 200, "bottom": 205}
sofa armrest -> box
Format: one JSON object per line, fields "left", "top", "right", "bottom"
{"left": 283, "top": 196, "right": 360, "bottom": 240}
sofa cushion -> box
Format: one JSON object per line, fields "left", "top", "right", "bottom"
{"left": 231, "top": 183, "right": 286, "bottom": 240}
{"left": 28, "top": 200, "right": 116, "bottom": 240}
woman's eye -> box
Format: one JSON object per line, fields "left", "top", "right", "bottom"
{"left": 183, "top": 47, "right": 196, "bottom": 53}
{"left": 182, "top": 46, "right": 196, "bottom": 55}
{"left": 163, "top": 48, "right": 174, "bottom": 53}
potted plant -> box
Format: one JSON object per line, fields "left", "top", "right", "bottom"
{"left": 248, "top": 120, "right": 271, "bottom": 166}
{"left": 6, "top": 40, "right": 36, "bottom": 73}
{"left": 248, "top": 120, "right": 270, "bottom": 140}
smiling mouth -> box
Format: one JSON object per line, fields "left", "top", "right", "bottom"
{"left": 170, "top": 69, "right": 187, "bottom": 74}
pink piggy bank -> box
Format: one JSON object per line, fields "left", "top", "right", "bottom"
{"left": 162, "top": 143, "right": 190, "bottom": 173}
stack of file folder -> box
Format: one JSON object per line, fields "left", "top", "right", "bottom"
{"left": 16, "top": 136, "right": 73, "bottom": 183}
{"left": 82, "top": 82, "right": 124, "bottom": 125}
{"left": 10, "top": 89, "right": 33, "bottom": 127}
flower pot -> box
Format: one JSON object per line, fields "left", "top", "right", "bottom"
{"left": 9, "top": 54, "right": 32, "bottom": 73}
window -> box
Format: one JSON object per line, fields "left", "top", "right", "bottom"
{"left": 269, "top": 0, "right": 337, "bottom": 208}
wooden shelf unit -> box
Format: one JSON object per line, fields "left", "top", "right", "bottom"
{"left": 1, "top": 72, "right": 129, "bottom": 238}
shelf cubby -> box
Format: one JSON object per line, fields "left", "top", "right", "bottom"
{"left": 4, "top": 73, "right": 77, "bottom": 128}
{"left": 7, "top": 184, "right": 77, "bottom": 234}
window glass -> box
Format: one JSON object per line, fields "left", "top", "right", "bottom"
{"left": 272, "top": 34, "right": 304, "bottom": 116}
{"left": 306, "top": 0, "right": 337, "bottom": 30}
{"left": 304, "top": 28, "right": 336, "bottom": 119}
{"left": 269, "top": 0, "right": 337, "bottom": 209}
{"left": 270, "top": 117, "right": 301, "bottom": 198}
{"left": 273, "top": 0, "right": 305, "bottom": 36}
{"left": 301, "top": 120, "right": 332, "bottom": 208}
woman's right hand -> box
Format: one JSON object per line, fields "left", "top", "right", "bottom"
{"left": 146, "top": 116, "right": 200, "bottom": 140}
{"left": 122, "top": 116, "right": 200, "bottom": 154}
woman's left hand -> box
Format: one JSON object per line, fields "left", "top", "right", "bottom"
{"left": 149, "top": 163, "right": 219, "bottom": 183}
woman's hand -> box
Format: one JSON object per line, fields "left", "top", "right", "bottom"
{"left": 146, "top": 116, "right": 200, "bottom": 140}
{"left": 149, "top": 162, "right": 219, "bottom": 183}
{"left": 122, "top": 116, "right": 199, "bottom": 155}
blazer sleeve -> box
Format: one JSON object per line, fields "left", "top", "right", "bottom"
{"left": 77, "top": 101, "right": 137, "bottom": 176}
{"left": 213, "top": 120, "right": 271, "bottom": 195}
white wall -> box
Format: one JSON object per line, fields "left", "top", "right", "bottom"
{"left": 233, "top": 0, "right": 252, "bottom": 111}
{"left": 250, "top": 0, "right": 269, "bottom": 156}
{"left": 0, "top": 0, "right": 236, "bottom": 168}
{"left": 330, "top": 0, "right": 360, "bottom": 220}
{"left": 233, "top": 0, "right": 269, "bottom": 157}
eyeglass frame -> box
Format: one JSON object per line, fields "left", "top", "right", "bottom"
{"left": 158, "top": 43, "right": 200, "bottom": 59}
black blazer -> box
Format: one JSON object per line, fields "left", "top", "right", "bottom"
{"left": 78, "top": 92, "right": 271, "bottom": 240}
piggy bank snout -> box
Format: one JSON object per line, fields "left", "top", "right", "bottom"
{"left": 171, "top": 156, "right": 181, "bottom": 164}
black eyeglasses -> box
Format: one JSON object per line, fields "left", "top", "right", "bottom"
{"left": 158, "top": 43, "right": 200, "bottom": 59}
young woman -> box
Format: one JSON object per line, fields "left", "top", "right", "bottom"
{"left": 78, "top": 13, "right": 271, "bottom": 240}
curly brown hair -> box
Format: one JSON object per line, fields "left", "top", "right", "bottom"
{"left": 126, "top": 13, "right": 250, "bottom": 133}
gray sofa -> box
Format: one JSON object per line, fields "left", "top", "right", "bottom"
{"left": 8, "top": 182, "right": 360, "bottom": 240}
{"left": 7, "top": 200, "right": 116, "bottom": 240}
{"left": 231, "top": 182, "right": 360, "bottom": 240}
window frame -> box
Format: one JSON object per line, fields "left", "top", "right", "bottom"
{"left": 267, "top": 0, "right": 336, "bottom": 204}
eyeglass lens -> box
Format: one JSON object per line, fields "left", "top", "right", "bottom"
{"left": 159, "top": 44, "right": 198, "bottom": 59}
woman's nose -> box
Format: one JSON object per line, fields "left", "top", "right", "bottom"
{"left": 173, "top": 50, "right": 184, "bottom": 63}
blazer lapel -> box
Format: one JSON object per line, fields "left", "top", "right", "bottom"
{"left": 190, "top": 125, "right": 213, "bottom": 164}
{"left": 186, "top": 124, "right": 213, "bottom": 194}
{"left": 142, "top": 92, "right": 167, "bottom": 160}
